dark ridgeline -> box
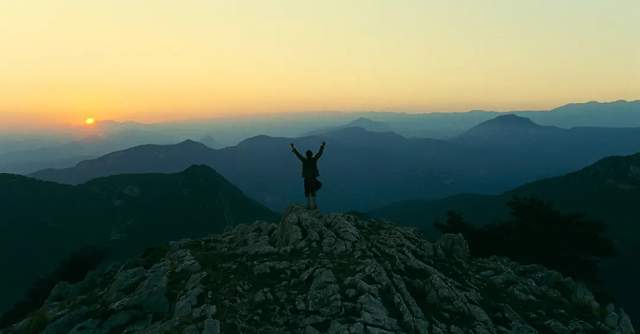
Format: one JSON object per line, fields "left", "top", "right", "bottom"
{"left": 30, "top": 139, "right": 216, "bottom": 185}
{"left": 0, "top": 165, "right": 277, "bottom": 316}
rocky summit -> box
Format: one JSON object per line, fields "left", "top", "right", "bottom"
{"left": 2, "top": 206, "right": 635, "bottom": 334}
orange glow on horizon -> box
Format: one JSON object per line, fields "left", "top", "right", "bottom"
{"left": 0, "top": 0, "right": 638, "bottom": 126}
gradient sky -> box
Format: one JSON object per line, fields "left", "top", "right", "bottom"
{"left": 1, "top": 0, "right": 638, "bottom": 128}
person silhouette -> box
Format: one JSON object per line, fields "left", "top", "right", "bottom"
{"left": 290, "top": 142, "right": 325, "bottom": 210}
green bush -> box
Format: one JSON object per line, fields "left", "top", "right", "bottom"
{"left": 435, "top": 197, "right": 615, "bottom": 287}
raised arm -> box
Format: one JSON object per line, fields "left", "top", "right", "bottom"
{"left": 290, "top": 144, "right": 304, "bottom": 161}
{"left": 314, "top": 142, "right": 326, "bottom": 159}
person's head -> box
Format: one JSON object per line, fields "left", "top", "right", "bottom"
{"left": 306, "top": 150, "right": 313, "bottom": 158}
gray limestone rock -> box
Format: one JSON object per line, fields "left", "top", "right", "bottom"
{"left": 3, "top": 205, "right": 634, "bottom": 334}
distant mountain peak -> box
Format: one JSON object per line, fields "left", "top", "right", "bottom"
{"left": 350, "top": 116, "right": 375, "bottom": 122}
{"left": 479, "top": 114, "right": 539, "bottom": 128}
{"left": 454, "top": 114, "right": 561, "bottom": 145}
{"left": 237, "top": 134, "right": 283, "bottom": 147}
{"left": 182, "top": 164, "right": 218, "bottom": 175}
{"left": 345, "top": 117, "right": 391, "bottom": 131}
{"left": 322, "top": 126, "right": 406, "bottom": 142}
{"left": 326, "top": 126, "right": 371, "bottom": 135}
{"left": 304, "top": 117, "right": 392, "bottom": 137}
{"left": 199, "top": 136, "right": 219, "bottom": 148}
{"left": 347, "top": 117, "right": 383, "bottom": 125}
{"left": 460, "top": 114, "right": 542, "bottom": 135}
{"left": 177, "top": 139, "right": 207, "bottom": 147}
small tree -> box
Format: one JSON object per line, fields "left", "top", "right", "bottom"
{"left": 434, "top": 210, "right": 472, "bottom": 234}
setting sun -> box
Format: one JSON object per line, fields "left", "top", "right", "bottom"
{"left": 85, "top": 117, "right": 95, "bottom": 125}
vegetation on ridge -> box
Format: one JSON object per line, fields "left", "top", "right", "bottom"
{"left": 435, "top": 197, "right": 616, "bottom": 299}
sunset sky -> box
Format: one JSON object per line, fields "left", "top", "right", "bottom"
{"left": 1, "top": 0, "right": 638, "bottom": 128}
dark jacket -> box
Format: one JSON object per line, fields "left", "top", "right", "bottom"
{"left": 293, "top": 146, "right": 324, "bottom": 178}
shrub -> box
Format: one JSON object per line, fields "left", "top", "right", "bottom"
{"left": 435, "top": 197, "right": 615, "bottom": 286}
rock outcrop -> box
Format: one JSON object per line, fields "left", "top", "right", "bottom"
{"left": 2, "top": 206, "right": 635, "bottom": 334}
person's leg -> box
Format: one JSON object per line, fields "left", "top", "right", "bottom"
{"left": 307, "top": 195, "right": 313, "bottom": 209}
{"left": 309, "top": 195, "right": 317, "bottom": 209}
{"left": 304, "top": 178, "right": 311, "bottom": 209}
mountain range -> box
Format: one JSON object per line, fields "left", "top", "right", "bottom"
{"left": 2, "top": 100, "right": 639, "bottom": 175}
{"left": 31, "top": 113, "right": 640, "bottom": 212}
{"left": 0, "top": 166, "right": 277, "bottom": 315}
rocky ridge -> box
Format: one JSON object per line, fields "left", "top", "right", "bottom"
{"left": 1, "top": 206, "right": 635, "bottom": 334}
